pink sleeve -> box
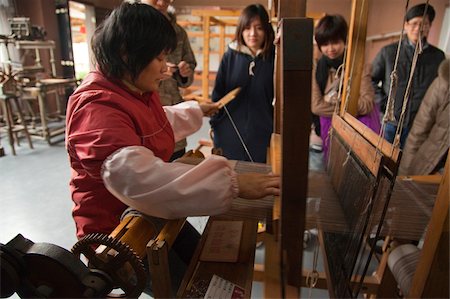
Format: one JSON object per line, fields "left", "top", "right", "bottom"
{"left": 163, "top": 101, "right": 203, "bottom": 142}
{"left": 101, "top": 146, "right": 239, "bottom": 219}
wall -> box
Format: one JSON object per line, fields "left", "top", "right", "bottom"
{"left": 175, "top": 0, "right": 266, "bottom": 8}
{"left": 366, "top": 0, "right": 448, "bottom": 61}
{"left": 12, "top": 0, "right": 448, "bottom": 75}
{"left": 15, "top": 0, "right": 63, "bottom": 76}
{"left": 175, "top": 0, "right": 448, "bottom": 63}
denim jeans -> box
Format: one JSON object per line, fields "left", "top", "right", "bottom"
{"left": 384, "top": 123, "right": 409, "bottom": 149}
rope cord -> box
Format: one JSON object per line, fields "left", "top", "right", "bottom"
{"left": 306, "top": 231, "right": 320, "bottom": 298}
{"left": 375, "top": 0, "right": 410, "bottom": 158}
{"left": 393, "top": 0, "right": 429, "bottom": 150}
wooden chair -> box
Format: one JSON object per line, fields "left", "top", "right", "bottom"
{"left": 0, "top": 72, "right": 33, "bottom": 155}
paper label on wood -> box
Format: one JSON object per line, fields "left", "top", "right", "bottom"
{"left": 200, "top": 220, "right": 243, "bottom": 262}
{"left": 204, "top": 274, "right": 245, "bottom": 299}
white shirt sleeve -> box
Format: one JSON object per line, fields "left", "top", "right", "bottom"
{"left": 163, "top": 100, "right": 204, "bottom": 142}
{"left": 102, "top": 146, "right": 239, "bottom": 219}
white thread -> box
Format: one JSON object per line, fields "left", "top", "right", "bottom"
{"left": 223, "top": 105, "right": 254, "bottom": 162}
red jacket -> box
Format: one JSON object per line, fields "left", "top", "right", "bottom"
{"left": 66, "top": 71, "right": 175, "bottom": 239}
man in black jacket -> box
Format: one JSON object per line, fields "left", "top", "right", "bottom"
{"left": 371, "top": 3, "right": 445, "bottom": 148}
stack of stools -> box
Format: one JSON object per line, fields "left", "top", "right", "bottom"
{"left": 0, "top": 76, "right": 34, "bottom": 155}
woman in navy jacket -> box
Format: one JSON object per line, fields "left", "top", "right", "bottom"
{"left": 210, "top": 4, "right": 275, "bottom": 163}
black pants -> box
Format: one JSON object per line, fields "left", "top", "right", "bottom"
{"left": 312, "top": 113, "right": 321, "bottom": 136}
{"left": 169, "top": 148, "right": 186, "bottom": 162}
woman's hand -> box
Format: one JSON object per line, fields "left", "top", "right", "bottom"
{"left": 199, "top": 101, "right": 220, "bottom": 117}
{"left": 162, "top": 62, "right": 178, "bottom": 80}
{"left": 237, "top": 173, "right": 280, "bottom": 199}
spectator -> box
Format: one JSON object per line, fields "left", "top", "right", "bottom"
{"left": 371, "top": 3, "right": 445, "bottom": 148}
{"left": 311, "top": 14, "right": 380, "bottom": 162}
{"left": 210, "top": 4, "right": 275, "bottom": 163}
{"left": 399, "top": 59, "right": 449, "bottom": 175}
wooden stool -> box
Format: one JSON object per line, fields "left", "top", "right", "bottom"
{"left": 0, "top": 94, "right": 34, "bottom": 155}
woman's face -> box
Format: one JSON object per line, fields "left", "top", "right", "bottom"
{"left": 133, "top": 53, "right": 168, "bottom": 93}
{"left": 242, "top": 17, "right": 265, "bottom": 54}
{"left": 143, "top": 0, "right": 171, "bottom": 14}
{"left": 319, "top": 40, "right": 345, "bottom": 60}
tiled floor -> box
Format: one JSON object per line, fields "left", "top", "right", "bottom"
{"left": 1, "top": 117, "right": 329, "bottom": 298}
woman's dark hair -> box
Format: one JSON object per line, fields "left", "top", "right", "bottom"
{"left": 92, "top": 2, "right": 176, "bottom": 81}
{"left": 235, "top": 4, "right": 274, "bottom": 59}
{"left": 314, "top": 14, "right": 348, "bottom": 48}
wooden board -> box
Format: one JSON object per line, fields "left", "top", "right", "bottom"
{"left": 217, "top": 87, "right": 240, "bottom": 109}
{"left": 200, "top": 220, "right": 243, "bottom": 263}
{"left": 178, "top": 216, "right": 258, "bottom": 299}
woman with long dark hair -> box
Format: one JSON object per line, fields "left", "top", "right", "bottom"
{"left": 210, "top": 4, "right": 275, "bottom": 163}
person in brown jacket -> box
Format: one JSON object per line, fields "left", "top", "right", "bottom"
{"left": 142, "top": 0, "right": 197, "bottom": 161}
{"left": 399, "top": 59, "right": 449, "bottom": 175}
{"left": 311, "top": 14, "right": 380, "bottom": 161}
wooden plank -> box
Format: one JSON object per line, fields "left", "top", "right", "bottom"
{"left": 147, "top": 240, "right": 172, "bottom": 298}
{"left": 397, "top": 174, "right": 442, "bottom": 185}
{"left": 408, "top": 159, "right": 449, "bottom": 298}
{"left": 191, "top": 9, "right": 241, "bottom": 17}
{"left": 108, "top": 215, "right": 157, "bottom": 258}
{"left": 273, "top": 0, "right": 307, "bottom": 133}
{"left": 277, "top": 0, "right": 306, "bottom": 18}
{"left": 263, "top": 231, "right": 282, "bottom": 298}
{"left": 343, "top": 112, "right": 400, "bottom": 164}
{"left": 318, "top": 228, "right": 336, "bottom": 297}
{"left": 154, "top": 219, "right": 186, "bottom": 248}
{"left": 199, "top": 220, "right": 243, "bottom": 262}
{"left": 186, "top": 31, "right": 234, "bottom": 38}
{"left": 340, "top": 0, "right": 369, "bottom": 116}
{"left": 177, "top": 216, "right": 258, "bottom": 299}
{"left": 270, "top": 134, "right": 281, "bottom": 221}
{"left": 279, "top": 17, "right": 313, "bottom": 288}
{"left": 332, "top": 114, "right": 382, "bottom": 176}
{"left": 202, "top": 16, "right": 210, "bottom": 100}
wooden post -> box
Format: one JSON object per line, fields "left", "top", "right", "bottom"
{"left": 191, "top": 10, "right": 241, "bottom": 101}
{"left": 340, "top": 0, "right": 369, "bottom": 116}
{"left": 219, "top": 22, "right": 225, "bottom": 58}
{"left": 273, "top": 0, "right": 307, "bottom": 133}
{"left": 202, "top": 16, "right": 211, "bottom": 100}
{"left": 147, "top": 240, "right": 172, "bottom": 298}
{"left": 280, "top": 17, "right": 313, "bottom": 291}
{"left": 407, "top": 156, "right": 449, "bottom": 298}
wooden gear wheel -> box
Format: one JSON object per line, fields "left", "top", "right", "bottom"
{"left": 71, "top": 233, "right": 148, "bottom": 298}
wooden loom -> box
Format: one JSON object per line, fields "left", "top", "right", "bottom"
{"left": 257, "top": 0, "right": 447, "bottom": 298}
{"left": 80, "top": 1, "right": 447, "bottom": 298}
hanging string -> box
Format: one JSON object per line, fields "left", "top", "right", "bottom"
{"left": 306, "top": 239, "right": 320, "bottom": 298}
{"left": 327, "top": 50, "right": 346, "bottom": 150}
{"left": 223, "top": 105, "right": 254, "bottom": 162}
{"left": 374, "top": 0, "right": 410, "bottom": 159}
{"left": 339, "top": 0, "right": 365, "bottom": 166}
{"left": 334, "top": 62, "right": 346, "bottom": 115}
{"left": 382, "top": 0, "right": 411, "bottom": 125}
{"left": 394, "top": 0, "right": 429, "bottom": 150}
